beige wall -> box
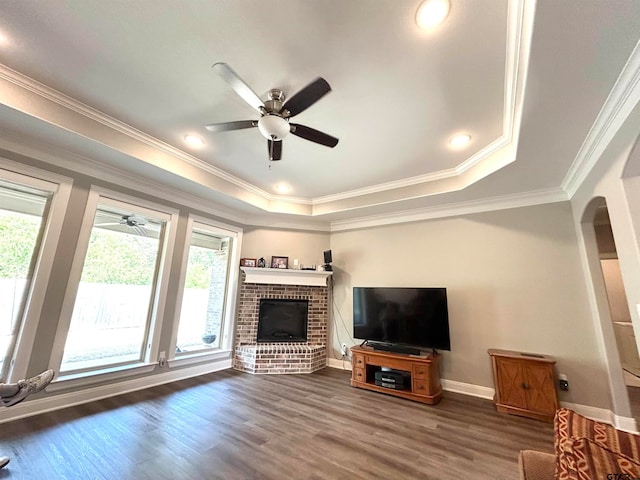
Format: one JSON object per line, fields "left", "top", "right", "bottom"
{"left": 241, "top": 227, "right": 330, "bottom": 269}
{"left": 330, "top": 202, "right": 611, "bottom": 409}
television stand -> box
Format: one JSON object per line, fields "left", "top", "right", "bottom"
{"left": 350, "top": 345, "right": 442, "bottom": 404}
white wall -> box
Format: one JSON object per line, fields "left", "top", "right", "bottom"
{"left": 330, "top": 202, "right": 611, "bottom": 409}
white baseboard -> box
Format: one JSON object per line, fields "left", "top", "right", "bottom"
{"left": 325, "top": 363, "right": 637, "bottom": 431}
{"left": 5, "top": 358, "right": 637, "bottom": 435}
{"left": 440, "top": 379, "right": 495, "bottom": 400}
{"left": 561, "top": 401, "right": 638, "bottom": 433}
{"left": 327, "top": 357, "right": 352, "bottom": 370}
{"left": 0, "top": 357, "right": 232, "bottom": 424}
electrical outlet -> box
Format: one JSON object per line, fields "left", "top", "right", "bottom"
{"left": 158, "top": 351, "right": 166, "bottom": 367}
{"left": 341, "top": 343, "right": 347, "bottom": 356}
{"left": 558, "top": 373, "right": 568, "bottom": 391}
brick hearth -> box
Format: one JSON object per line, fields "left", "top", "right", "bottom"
{"left": 234, "top": 274, "right": 330, "bottom": 374}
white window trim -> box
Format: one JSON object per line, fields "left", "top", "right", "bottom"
{"left": 49, "top": 185, "right": 179, "bottom": 379}
{"left": 46, "top": 362, "right": 157, "bottom": 393}
{"left": 0, "top": 158, "right": 73, "bottom": 383}
{"left": 169, "top": 214, "right": 242, "bottom": 363}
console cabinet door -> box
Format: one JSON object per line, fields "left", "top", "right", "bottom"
{"left": 522, "top": 362, "right": 557, "bottom": 416}
{"left": 495, "top": 358, "right": 528, "bottom": 409}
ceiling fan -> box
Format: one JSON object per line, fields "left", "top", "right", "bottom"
{"left": 96, "top": 214, "right": 148, "bottom": 236}
{"left": 205, "top": 63, "right": 339, "bottom": 162}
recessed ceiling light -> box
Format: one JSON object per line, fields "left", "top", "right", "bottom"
{"left": 416, "top": 0, "right": 451, "bottom": 29}
{"left": 449, "top": 134, "right": 471, "bottom": 147}
{"left": 0, "top": 31, "right": 9, "bottom": 46}
{"left": 184, "top": 134, "right": 204, "bottom": 146}
{"left": 275, "top": 184, "right": 291, "bottom": 194}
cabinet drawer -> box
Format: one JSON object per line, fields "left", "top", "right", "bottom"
{"left": 353, "top": 355, "right": 365, "bottom": 368}
{"left": 412, "top": 364, "right": 428, "bottom": 379}
{"left": 353, "top": 367, "right": 365, "bottom": 383}
{"left": 365, "top": 355, "right": 409, "bottom": 371}
{"left": 413, "top": 379, "right": 430, "bottom": 396}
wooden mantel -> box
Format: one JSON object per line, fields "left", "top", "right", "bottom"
{"left": 240, "top": 267, "right": 332, "bottom": 287}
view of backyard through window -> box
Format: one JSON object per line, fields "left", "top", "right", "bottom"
{"left": 61, "top": 205, "right": 165, "bottom": 372}
{"left": 0, "top": 182, "right": 49, "bottom": 381}
{"left": 2, "top": 182, "right": 237, "bottom": 380}
{"left": 175, "top": 226, "right": 230, "bottom": 354}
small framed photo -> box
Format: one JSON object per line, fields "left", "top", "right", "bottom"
{"left": 240, "top": 258, "right": 257, "bottom": 267}
{"left": 271, "top": 256, "right": 289, "bottom": 269}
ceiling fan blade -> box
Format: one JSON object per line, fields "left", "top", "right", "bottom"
{"left": 290, "top": 123, "right": 339, "bottom": 148}
{"left": 268, "top": 139, "right": 283, "bottom": 161}
{"left": 205, "top": 120, "right": 257, "bottom": 132}
{"left": 282, "top": 78, "right": 331, "bottom": 117}
{"left": 212, "top": 62, "right": 265, "bottom": 113}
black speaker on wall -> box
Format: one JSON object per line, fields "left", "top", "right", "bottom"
{"left": 323, "top": 249, "right": 332, "bottom": 271}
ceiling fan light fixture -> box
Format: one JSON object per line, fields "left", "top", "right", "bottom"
{"left": 416, "top": 0, "right": 450, "bottom": 29}
{"left": 258, "top": 114, "right": 290, "bottom": 140}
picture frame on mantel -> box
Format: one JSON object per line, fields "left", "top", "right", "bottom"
{"left": 271, "top": 256, "right": 288, "bottom": 269}
{"left": 240, "top": 258, "right": 257, "bottom": 267}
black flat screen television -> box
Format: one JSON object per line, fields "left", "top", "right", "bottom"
{"left": 353, "top": 287, "right": 450, "bottom": 351}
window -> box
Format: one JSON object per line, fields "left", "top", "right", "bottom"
{"left": 57, "top": 194, "right": 175, "bottom": 374}
{"left": 0, "top": 180, "right": 50, "bottom": 380}
{"left": 172, "top": 219, "right": 238, "bottom": 357}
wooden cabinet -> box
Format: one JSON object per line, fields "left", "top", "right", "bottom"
{"left": 350, "top": 345, "right": 442, "bottom": 404}
{"left": 488, "top": 349, "right": 559, "bottom": 422}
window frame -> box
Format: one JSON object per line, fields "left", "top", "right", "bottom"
{"left": 168, "top": 214, "right": 242, "bottom": 366}
{"left": 50, "top": 186, "right": 179, "bottom": 381}
{"left": 0, "top": 158, "right": 72, "bottom": 383}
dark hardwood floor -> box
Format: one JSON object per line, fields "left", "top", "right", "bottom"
{"left": 0, "top": 368, "right": 553, "bottom": 479}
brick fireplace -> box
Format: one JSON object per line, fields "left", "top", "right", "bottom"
{"left": 233, "top": 267, "right": 332, "bottom": 374}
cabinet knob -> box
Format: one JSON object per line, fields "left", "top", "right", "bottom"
{"left": 521, "top": 382, "right": 529, "bottom": 390}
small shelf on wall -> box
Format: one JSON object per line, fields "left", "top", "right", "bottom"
{"left": 240, "top": 266, "right": 332, "bottom": 287}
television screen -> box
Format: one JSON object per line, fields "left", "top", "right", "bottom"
{"left": 353, "top": 287, "right": 450, "bottom": 351}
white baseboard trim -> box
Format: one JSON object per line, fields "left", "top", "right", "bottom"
{"left": 5, "top": 359, "right": 637, "bottom": 435}
{"left": 324, "top": 364, "right": 637, "bottom": 431}
{"left": 561, "top": 401, "right": 639, "bottom": 433}
{"left": 0, "top": 357, "right": 232, "bottom": 425}
{"left": 327, "top": 357, "right": 352, "bottom": 370}
{"left": 441, "top": 379, "right": 495, "bottom": 400}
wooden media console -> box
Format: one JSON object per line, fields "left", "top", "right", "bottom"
{"left": 350, "top": 345, "right": 442, "bottom": 404}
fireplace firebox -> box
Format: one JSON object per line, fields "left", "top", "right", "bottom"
{"left": 257, "top": 298, "right": 309, "bottom": 342}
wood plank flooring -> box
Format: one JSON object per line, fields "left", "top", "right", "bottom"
{"left": 0, "top": 368, "right": 553, "bottom": 479}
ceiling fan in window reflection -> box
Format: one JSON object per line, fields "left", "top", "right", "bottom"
{"left": 95, "top": 214, "right": 148, "bottom": 236}
{"left": 205, "top": 63, "right": 339, "bottom": 162}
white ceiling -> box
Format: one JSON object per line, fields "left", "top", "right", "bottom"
{"left": 0, "top": 0, "right": 639, "bottom": 229}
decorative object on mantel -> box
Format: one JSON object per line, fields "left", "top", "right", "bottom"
{"left": 240, "top": 258, "right": 257, "bottom": 267}
{"left": 271, "top": 256, "right": 288, "bottom": 269}
{"left": 323, "top": 249, "right": 333, "bottom": 272}
{"left": 257, "top": 257, "right": 266, "bottom": 268}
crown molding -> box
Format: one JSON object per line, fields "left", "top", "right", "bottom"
{"left": 562, "top": 39, "right": 640, "bottom": 197}
{"left": 312, "top": 0, "right": 533, "bottom": 206}
{"left": 329, "top": 187, "right": 568, "bottom": 232}
{"left": 0, "top": 0, "right": 533, "bottom": 216}
{"left": 0, "top": 133, "right": 250, "bottom": 227}
{"left": 0, "top": 64, "right": 271, "bottom": 200}
{"left": 0, "top": 132, "right": 571, "bottom": 234}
